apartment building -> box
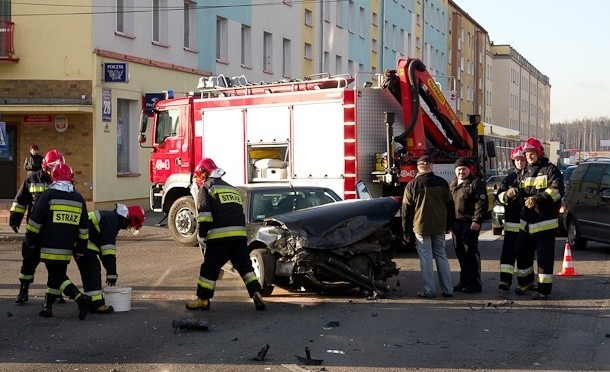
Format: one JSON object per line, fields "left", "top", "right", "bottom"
{"left": 0, "top": 0, "right": 204, "bottom": 207}
{"left": 490, "top": 44, "right": 551, "bottom": 140}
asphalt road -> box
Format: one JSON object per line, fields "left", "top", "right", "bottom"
{"left": 1, "top": 216, "right": 609, "bottom": 372}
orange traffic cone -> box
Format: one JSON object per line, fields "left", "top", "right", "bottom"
{"left": 556, "top": 242, "right": 580, "bottom": 276}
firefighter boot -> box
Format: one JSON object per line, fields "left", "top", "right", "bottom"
{"left": 38, "top": 294, "right": 57, "bottom": 318}
{"left": 186, "top": 297, "right": 210, "bottom": 311}
{"left": 253, "top": 291, "right": 266, "bottom": 311}
{"left": 90, "top": 304, "right": 114, "bottom": 314}
{"left": 75, "top": 294, "right": 92, "bottom": 320}
{"left": 15, "top": 280, "right": 30, "bottom": 304}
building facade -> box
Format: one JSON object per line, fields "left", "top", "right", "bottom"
{"left": 0, "top": 0, "right": 551, "bottom": 207}
{"left": 0, "top": 0, "right": 205, "bottom": 208}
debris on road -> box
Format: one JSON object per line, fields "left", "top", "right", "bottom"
{"left": 295, "top": 347, "right": 323, "bottom": 365}
{"left": 253, "top": 343, "right": 270, "bottom": 361}
{"left": 172, "top": 317, "right": 209, "bottom": 332}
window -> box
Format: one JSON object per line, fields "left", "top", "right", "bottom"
{"left": 241, "top": 24, "right": 252, "bottom": 67}
{"left": 282, "top": 38, "right": 291, "bottom": 77}
{"left": 305, "top": 9, "right": 313, "bottom": 27}
{"left": 152, "top": 0, "right": 168, "bottom": 45}
{"left": 336, "top": 1, "right": 343, "bottom": 27}
{"left": 154, "top": 109, "right": 180, "bottom": 145}
{"left": 304, "top": 42, "right": 313, "bottom": 60}
{"left": 117, "top": 99, "right": 139, "bottom": 173}
{"left": 264, "top": 32, "right": 273, "bottom": 72}
{"left": 115, "top": 0, "right": 134, "bottom": 35}
{"left": 372, "top": 38, "right": 378, "bottom": 52}
{"left": 323, "top": 51, "right": 329, "bottom": 73}
{"left": 372, "top": 12, "right": 378, "bottom": 26}
{"left": 335, "top": 55, "right": 342, "bottom": 75}
{"left": 359, "top": 7, "right": 365, "bottom": 38}
{"left": 216, "top": 17, "right": 228, "bottom": 62}
{"left": 183, "top": 1, "right": 195, "bottom": 49}
{"left": 323, "top": 1, "right": 330, "bottom": 22}
{"left": 0, "top": 0, "right": 10, "bottom": 20}
{"left": 348, "top": 1, "right": 354, "bottom": 33}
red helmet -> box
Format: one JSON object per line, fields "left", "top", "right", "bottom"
{"left": 127, "top": 205, "right": 146, "bottom": 230}
{"left": 510, "top": 145, "right": 525, "bottom": 160}
{"left": 194, "top": 158, "right": 218, "bottom": 179}
{"left": 42, "top": 150, "right": 65, "bottom": 172}
{"left": 522, "top": 138, "right": 544, "bottom": 157}
{"left": 51, "top": 163, "right": 74, "bottom": 182}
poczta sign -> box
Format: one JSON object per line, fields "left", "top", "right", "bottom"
{"left": 104, "top": 63, "right": 128, "bottom": 83}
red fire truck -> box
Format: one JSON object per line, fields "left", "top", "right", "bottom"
{"left": 139, "top": 58, "right": 484, "bottom": 245}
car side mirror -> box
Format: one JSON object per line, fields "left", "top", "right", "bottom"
{"left": 601, "top": 189, "right": 610, "bottom": 200}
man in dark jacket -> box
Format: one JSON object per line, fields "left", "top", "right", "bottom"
{"left": 186, "top": 158, "right": 266, "bottom": 311}
{"left": 402, "top": 155, "right": 455, "bottom": 298}
{"left": 514, "top": 138, "right": 564, "bottom": 300}
{"left": 24, "top": 144, "right": 44, "bottom": 176}
{"left": 450, "top": 157, "right": 488, "bottom": 294}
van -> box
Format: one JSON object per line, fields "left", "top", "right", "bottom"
{"left": 562, "top": 158, "right": 610, "bottom": 249}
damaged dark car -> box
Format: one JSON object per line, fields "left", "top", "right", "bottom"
{"left": 244, "top": 197, "right": 401, "bottom": 297}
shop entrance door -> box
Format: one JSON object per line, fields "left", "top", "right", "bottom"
{"left": 0, "top": 124, "right": 17, "bottom": 198}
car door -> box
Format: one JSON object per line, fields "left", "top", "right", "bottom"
{"left": 596, "top": 164, "right": 610, "bottom": 242}
{"left": 575, "top": 164, "right": 604, "bottom": 239}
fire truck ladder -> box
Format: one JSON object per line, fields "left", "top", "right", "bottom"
{"left": 196, "top": 73, "right": 355, "bottom": 98}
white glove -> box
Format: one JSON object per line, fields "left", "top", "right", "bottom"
{"left": 197, "top": 236, "right": 207, "bottom": 248}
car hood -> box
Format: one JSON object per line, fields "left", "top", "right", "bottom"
{"left": 261, "top": 197, "right": 400, "bottom": 250}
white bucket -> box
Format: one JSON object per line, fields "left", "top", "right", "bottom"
{"left": 103, "top": 287, "right": 132, "bottom": 312}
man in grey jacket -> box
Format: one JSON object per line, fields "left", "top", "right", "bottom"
{"left": 402, "top": 156, "right": 455, "bottom": 298}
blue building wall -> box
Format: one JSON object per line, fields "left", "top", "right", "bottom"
{"left": 197, "top": 0, "right": 252, "bottom": 74}
{"left": 347, "top": 0, "right": 372, "bottom": 72}
{"left": 424, "top": 0, "right": 448, "bottom": 77}
{"left": 381, "top": 0, "right": 414, "bottom": 72}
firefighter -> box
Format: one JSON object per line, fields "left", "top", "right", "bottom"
{"left": 496, "top": 146, "right": 529, "bottom": 291}
{"left": 450, "top": 157, "right": 488, "bottom": 294}
{"left": 11, "top": 149, "right": 65, "bottom": 304}
{"left": 514, "top": 137, "right": 564, "bottom": 300}
{"left": 25, "top": 163, "right": 92, "bottom": 319}
{"left": 186, "top": 158, "right": 266, "bottom": 311}
{"left": 77, "top": 204, "right": 146, "bottom": 314}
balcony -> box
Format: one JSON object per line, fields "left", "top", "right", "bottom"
{"left": 0, "top": 20, "right": 19, "bottom": 63}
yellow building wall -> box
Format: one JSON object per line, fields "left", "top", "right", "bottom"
{"left": 9, "top": 0, "right": 93, "bottom": 80}
{"left": 91, "top": 55, "right": 203, "bottom": 209}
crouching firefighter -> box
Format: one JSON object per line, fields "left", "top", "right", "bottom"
{"left": 186, "top": 158, "right": 266, "bottom": 311}
{"left": 514, "top": 138, "right": 564, "bottom": 300}
{"left": 25, "top": 163, "right": 92, "bottom": 320}
{"left": 76, "top": 204, "right": 146, "bottom": 314}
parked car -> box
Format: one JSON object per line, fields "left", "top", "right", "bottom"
{"left": 239, "top": 197, "right": 401, "bottom": 297}
{"left": 562, "top": 165, "right": 578, "bottom": 187}
{"left": 561, "top": 158, "right": 610, "bottom": 250}
{"left": 487, "top": 175, "right": 506, "bottom": 235}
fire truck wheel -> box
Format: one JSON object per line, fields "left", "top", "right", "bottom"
{"left": 250, "top": 248, "right": 275, "bottom": 296}
{"left": 168, "top": 196, "right": 199, "bottom": 246}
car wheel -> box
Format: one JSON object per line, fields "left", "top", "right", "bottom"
{"left": 492, "top": 226, "right": 503, "bottom": 236}
{"left": 250, "top": 248, "right": 275, "bottom": 296}
{"left": 567, "top": 217, "right": 587, "bottom": 250}
{"left": 168, "top": 196, "right": 198, "bottom": 246}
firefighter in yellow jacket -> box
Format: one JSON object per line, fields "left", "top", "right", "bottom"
{"left": 514, "top": 138, "right": 564, "bottom": 300}
{"left": 186, "top": 158, "right": 266, "bottom": 311}
{"left": 25, "top": 163, "right": 92, "bottom": 320}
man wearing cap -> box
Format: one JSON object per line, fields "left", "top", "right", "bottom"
{"left": 402, "top": 155, "right": 455, "bottom": 298}
{"left": 449, "top": 157, "right": 488, "bottom": 294}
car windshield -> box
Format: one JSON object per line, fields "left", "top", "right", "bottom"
{"left": 250, "top": 189, "right": 341, "bottom": 221}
